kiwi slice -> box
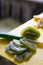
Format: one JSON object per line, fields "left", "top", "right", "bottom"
{"left": 9, "top": 41, "right": 26, "bottom": 54}
{"left": 14, "top": 54, "right": 24, "bottom": 62}
{"left": 13, "top": 39, "right": 23, "bottom": 47}
{"left": 6, "top": 44, "right": 15, "bottom": 54}
{"left": 14, "top": 51, "right": 32, "bottom": 62}
{"left": 21, "top": 27, "right": 40, "bottom": 40}
{"left": 23, "top": 51, "right": 32, "bottom": 61}
{"left": 20, "top": 38, "right": 36, "bottom": 51}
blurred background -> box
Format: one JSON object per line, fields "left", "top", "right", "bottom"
{"left": 0, "top": 0, "right": 43, "bottom": 33}
{"left": 0, "top": 0, "right": 43, "bottom": 65}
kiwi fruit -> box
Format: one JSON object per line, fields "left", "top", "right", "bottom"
{"left": 21, "top": 27, "right": 40, "bottom": 40}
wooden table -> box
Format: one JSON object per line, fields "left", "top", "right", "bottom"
{"left": 0, "top": 13, "right": 43, "bottom": 65}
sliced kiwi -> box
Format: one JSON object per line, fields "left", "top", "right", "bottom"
{"left": 23, "top": 51, "right": 32, "bottom": 61}
{"left": 21, "top": 27, "right": 40, "bottom": 40}
{"left": 14, "top": 51, "right": 32, "bottom": 62}
{"left": 20, "top": 38, "right": 36, "bottom": 51}
{"left": 13, "top": 39, "right": 23, "bottom": 47}
{"left": 6, "top": 44, "right": 15, "bottom": 54}
{"left": 9, "top": 41, "right": 26, "bottom": 54}
{"left": 14, "top": 54, "right": 24, "bottom": 62}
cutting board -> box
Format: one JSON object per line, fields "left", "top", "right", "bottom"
{"left": 0, "top": 13, "right": 43, "bottom": 65}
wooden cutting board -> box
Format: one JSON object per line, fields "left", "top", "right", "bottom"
{"left": 0, "top": 13, "right": 43, "bottom": 65}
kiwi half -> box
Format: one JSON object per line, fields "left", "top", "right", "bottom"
{"left": 21, "top": 27, "right": 40, "bottom": 40}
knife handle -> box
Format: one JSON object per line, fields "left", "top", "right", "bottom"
{"left": 0, "top": 33, "right": 22, "bottom": 40}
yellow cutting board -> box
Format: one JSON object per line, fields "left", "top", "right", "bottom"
{"left": 0, "top": 13, "right": 43, "bottom": 65}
